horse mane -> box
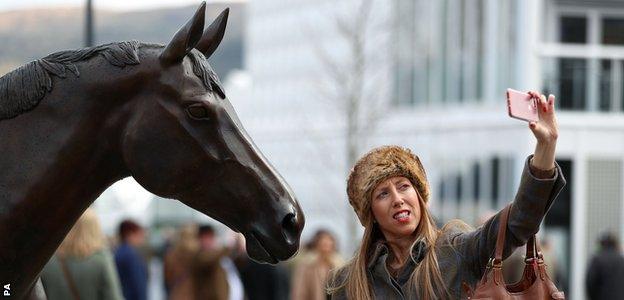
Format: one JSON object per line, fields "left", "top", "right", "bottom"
{"left": 0, "top": 41, "right": 224, "bottom": 121}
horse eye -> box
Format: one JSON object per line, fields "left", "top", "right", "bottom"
{"left": 187, "top": 105, "right": 209, "bottom": 120}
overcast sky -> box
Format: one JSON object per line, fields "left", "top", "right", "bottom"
{"left": 0, "top": 0, "right": 244, "bottom": 12}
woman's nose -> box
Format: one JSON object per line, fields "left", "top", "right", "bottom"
{"left": 391, "top": 191, "right": 404, "bottom": 207}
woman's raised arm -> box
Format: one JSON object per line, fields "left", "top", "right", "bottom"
{"left": 528, "top": 91, "right": 558, "bottom": 172}
{"left": 439, "top": 92, "right": 565, "bottom": 285}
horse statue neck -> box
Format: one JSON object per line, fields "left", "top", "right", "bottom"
{"left": 0, "top": 46, "right": 153, "bottom": 297}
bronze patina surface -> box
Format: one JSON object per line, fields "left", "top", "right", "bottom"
{"left": 0, "top": 3, "right": 304, "bottom": 299}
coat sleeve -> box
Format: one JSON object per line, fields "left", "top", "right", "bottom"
{"left": 448, "top": 155, "right": 566, "bottom": 280}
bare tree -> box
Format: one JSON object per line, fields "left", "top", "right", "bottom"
{"left": 308, "top": 0, "right": 390, "bottom": 249}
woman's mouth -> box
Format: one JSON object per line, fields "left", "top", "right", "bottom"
{"left": 393, "top": 210, "right": 411, "bottom": 222}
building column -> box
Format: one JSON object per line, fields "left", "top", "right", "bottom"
{"left": 572, "top": 147, "right": 586, "bottom": 300}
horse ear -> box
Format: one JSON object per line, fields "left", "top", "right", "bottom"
{"left": 195, "top": 8, "right": 229, "bottom": 58}
{"left": 160, "top": 1, "right": 207, "bottom": 65}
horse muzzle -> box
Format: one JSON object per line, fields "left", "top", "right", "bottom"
{"left": 244, "top": 210, "right": 304, "bottom": 264}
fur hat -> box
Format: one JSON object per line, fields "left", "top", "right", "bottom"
{"left": 347, "top": 145, "right": 430, "bottom": 226}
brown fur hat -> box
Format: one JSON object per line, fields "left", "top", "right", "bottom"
{"left": 347, "top": 145, "right": 430, "bottom": 226}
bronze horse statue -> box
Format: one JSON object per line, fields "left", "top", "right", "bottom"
{"left": 0, "top": 2, "right": 304, "bottom": 299}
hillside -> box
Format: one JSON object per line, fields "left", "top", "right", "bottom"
{"left": 0, "top": 3, "right": 244, "bottom": 78}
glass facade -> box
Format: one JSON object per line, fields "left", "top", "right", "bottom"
{"left": 392, "top": 0, "right": 492, "bottom": 106}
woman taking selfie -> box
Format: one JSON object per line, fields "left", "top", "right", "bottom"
{"left": 327, "top": 92, "right": 566, "bottom": 299}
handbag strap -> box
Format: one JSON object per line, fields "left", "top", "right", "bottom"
{"left": 493, "top": 204, "right": 512, "bottom": 266}
{"left": 58, "top": 255, "right": 81, "bottom": 300}
{"left": 494, "top": 205, "right": 542, "bottom": 266}
{"left": 524, "top": 236, "right": 541, "bottom": 260}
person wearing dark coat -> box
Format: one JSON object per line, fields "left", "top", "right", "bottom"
{"left": 585, "top": 232, "right": 624, "bottom": 300}
{"left": 230, "top": 233, "right": 289, "bottom": 300}
{"left": 114, "top": 220, "right": 148, "bottom": 300}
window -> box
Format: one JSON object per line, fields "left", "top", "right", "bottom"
{"left": 602, "top": 18, "right": 624, "bottom": 45}
{"left": 455, "top": 174, "right": 463, "bottom": 204}
{"left": 600, "top": 59, "right": 612, "bottom": 111}
{"left": 558, "top": 58, "right": 587, "bottom": 110}
{"left": 544, "top": 10, "right": 624, "bottom": 112}
{"left": 560, "top": 16, "right": 587, "bottom": 43}
{"left": 472, "top": 162, "right": 480, "bottom": 201}
{"left": 393, "top": 0, "right": 486, "bottom": 106}
{"left": 392, "top": 0, "right": 422, "bottom": 106}
{"left": 490, "top": 157, "right": 499, "bottom": 208}
{"left": 438, "top": 180, "right": 446, "bottom": 203}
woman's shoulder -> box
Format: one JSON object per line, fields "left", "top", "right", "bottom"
{"left": 327, "top": 259, "right": 354, "bottom": 289}
{"left": 80, "top": 249, "right": 115, "bottom": 269}
{"left": 328, "top": 261, "right": 350, "bottom": 282}
{"left": 437, "top": 219, "right": 475, "bottom": 245}
{"left": 326, "top": 263, "right": 350, "bottom": 300}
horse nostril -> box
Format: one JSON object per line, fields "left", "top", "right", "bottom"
{"left": 281, "top": 212, "right": 298, "bottom": 245}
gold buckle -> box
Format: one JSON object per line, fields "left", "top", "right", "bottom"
{"left": 488, "top": 258, "right": 502, "bottom": 269}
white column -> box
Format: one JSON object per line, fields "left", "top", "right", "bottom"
{"left": 572, "top": 146, "right": 586, "bottom": 300}
{"left": 523, "top": 0, "right": 543, "bottom": 91}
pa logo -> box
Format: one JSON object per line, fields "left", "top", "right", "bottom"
{"left": 3, "top": 284, "right": 9, "bottom": 296}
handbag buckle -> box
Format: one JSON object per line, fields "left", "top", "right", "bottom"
{"left": 488, "top": 257, "right": 502, "bottom": 269}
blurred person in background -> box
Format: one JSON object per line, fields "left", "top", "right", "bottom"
{"left": 41, "top": 208, "right": 123, "bottom": 300}
{"left": 164, "top": 224, "right": 199, "bottom": 299}
{"left": 284, "top": 232, "right": 317, "bottom": 280}
{"left": 586, "top": 232, "right": 624, "bottom": 300}
{"left": 539, "top": 237, "right": 561, "bottom": 286}
{"left": 157, "top": 225, "right": 177, "bottom": 296}
{"left": 114, "top": 219, "right": 148, "bottom": 300}
{"left": 196, "top": 225, "right": 243, "bottom": 300}
{"left": 193, "top": 247, "right": 230, "bottom": 300}
{"left": 231, "top": 232, "right": 290, "bottom": 300}
{"left": 291, "top": 229, "right": 343, "bottom": 300}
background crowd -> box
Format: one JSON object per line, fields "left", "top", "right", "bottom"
{"left": 37, "top": 208, "right": 624, "bottom": 300}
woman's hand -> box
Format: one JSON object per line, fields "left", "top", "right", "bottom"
{"left": 527, "top": 91, "right": 558, "bottom": 171}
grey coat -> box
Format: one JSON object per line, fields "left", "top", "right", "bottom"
{"left": 330, "top": 155, "right": 566, "bottom": 299}
{"left": 41, "top": 249, "right": 124, "bottom": 300}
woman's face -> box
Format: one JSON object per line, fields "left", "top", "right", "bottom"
{"left": 316, "top": 233, "right": 335, "bottom": 256}
{"left": 371, "top": 176, "right": 421, "bottom": 241}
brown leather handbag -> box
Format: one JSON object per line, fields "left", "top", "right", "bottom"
{"left": 465, "top": 204, "right": 565, "bottom": 299}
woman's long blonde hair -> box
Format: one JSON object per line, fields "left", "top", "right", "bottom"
{"left": 328, "top": 191, "right": 451, "bottom": 299}
{"left": 57, "top": 208, "right": 107, "bottom": 258}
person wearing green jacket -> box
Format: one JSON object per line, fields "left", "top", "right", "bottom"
{"left": 41, "top": 208, "right": 124, "bottom": 300}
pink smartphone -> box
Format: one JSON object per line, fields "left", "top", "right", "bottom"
{"left": 506, "top": 89, "right": 539, "bottom": 122}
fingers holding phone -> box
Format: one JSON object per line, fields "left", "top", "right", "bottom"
{"left": 525, "top": 91, "right": 559, "bottom": 144}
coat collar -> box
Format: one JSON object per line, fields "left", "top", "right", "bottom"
{"left": 367, "top": 238, "right": 428, "bottom": 270}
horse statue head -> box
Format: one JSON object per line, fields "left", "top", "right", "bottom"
{"left": 0, "top": 2, "right": 304, "bottom": 297}
{"left": 122, "top": 3, "right": 304, "bottom": 264}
